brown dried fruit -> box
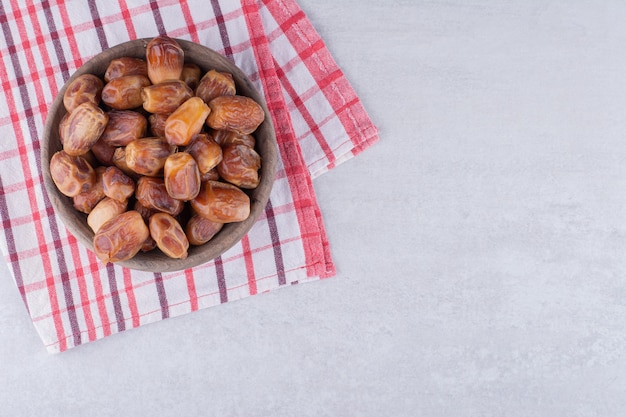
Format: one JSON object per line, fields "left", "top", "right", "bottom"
{"left": 148, "top": 112, "right": 170, "bottom": 137}
{"left": 206, "top": 95, "right": 264, "bottom": 135}
{"left": 93, "top": 210, "right": 150, "bottom": 263}
{"left": 58, "top": 113, "right": 69, "bottom": 145}
{"left": 125, "top": 137, "right": 173, "bottom": 176}
{"left": 73, "top": 166, "right": 106, "bottom": 214}
{"left": 132, "top": 201, "right": 152, "bottom": 222}
{"left": 142, "top": 79, "right": 193, "bottom": 114}
{"left": 185, "top": 133, "right": 222, "bottom": 174}
{"left": 50, "top": 151, "right": 96, "bottom": 197}
{"left": 181, "top": 62, "right": 201, "bottom": 90}
{"left": 146, "top": 35, "right": 184, "bottom": 84}
{"left": 79, "top": 151, "right": 98, "bottom": 167}
{"left": 212, "top": 129, "right": 255, "bottom": 148}
{"left": 99, "top": 110, "right": 147, "bottom": 147}
{"left": 218, "top": 144, "right": 261, "bottom": 189}
{"left": 112, "top": 147, "right": 136, "bottom": 177}
{"left": 102, "top": 74, "right": 151, "bottom": 110}
{"left": 195, "top": 70, "right": 236, "bottom": 104}
{"left": 141, "top": 235, "right": 158, "bottom": 252}
{"left": 102, "top": 166, "right": 135, "bottom": 202}
{"left": 200, "top": 168, "right": 220, "bottom": 182}
{"left": 49, "top": 35, "right": 270, "bottom": 265}
{"left": 63, "top": 74, "right": 104, "bottom": 113}
{"left": 90, "top": 138, "right": 117, "bottom": 166}
{"left": 185, "top": 214, "right": 223, "bottom": 245}
{"left": 191, "top": 180, "right": 250, "bottom": 223}
{"left": 61, "top": 102, "right": 109, "bottom": 156}
{"left": 134, "top": 200, "right": 158, "bottom": 223}
{"left": 149, "top": 212, "right": 189, "bottom": 259}
{"left": 104, "top": 57, "right": 148, "bottom": 82}
{"left": 164, "top": 97, "right": 211, "bottom": 146}
{"left": 87, "top": 197, "right": 127, "bottom": 233}
{"left": 164, "top": 152, "right": 201, "bottom": 201}
{"left": 136, "top": 176, "right": 184, "bottom": 216}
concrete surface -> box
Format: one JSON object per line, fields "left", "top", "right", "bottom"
{"left": 2, "top": 1, "right": 626, "bottom": 415}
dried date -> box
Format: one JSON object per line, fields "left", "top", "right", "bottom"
{"left": 134, "top": 200, "right": 158, "bottom": 224}
{"left": 181, "top": 62, "right": 201, "bottom": 90}
{"left": 149, "top": 212, "right": 189, "bottom": 259}
{"left": 73, "top": 166, "right": 106, "bottom": 214}
{"left": 87, "top": 197, "right": 127, "bottom": 233}
{"left": 195, "top": 69, "right": 236, "bottom": 104}
{"left": 141, "top": 235, "right": 158, "bottom": 252}
{"left": 101, "top": 74, "right": 151, "bottom": 110}
{"left": 58, "top": 113, "right": 69, "bottom": 145}
{"left": 185, "top": 133, "right": 222, "bottom": 174}
{"left": 93, "top": 210, "right": 150, "bottom": 263}
{"left": 206, "top": 95, "right": 264, "bottom": 135}
{"left": 212, "top": 129, "right": 256, "bottom": 148}
{"left": 63, "top": 74, "right": 103, "bottom": 113}
{"left": 190, "top": 180, "right": 250, "bottom": 223}
{"left": 164, "top": 97, "right": 211, "bottom": 146}
{"left": 142, "top": 79, "right": 193, "bottom": 114}
{"left": 61, "top": 102, "right": 109, "bottom": 156}
{"left": 99, "top": 110, "right": 147, "bottom": 147}
{"left": 50, "top": 151, "right": 96, "bottom": 197}
{"left": 200, "top": 168, "right": 220, "bottom": 182}
{"left": 125, "top": 137, "right": 173, "bottom": 177}
{"left": 104, "top": 57, "right": 148, "bottom": 82}
{"left": 90, "top": 138, "right": 117, "bottom": 166}
{"left": 102, "top": 166, "right": 135, "bottom": 202}
{"left": 148, "top": 112, "right": 170, "bottom": 137}
{"left": 146, "top": 35, "right": 184, "bottom": 84}
{"left": 136, "top": 176, "right": 184, "bottom": 216}
{"left": 217, "top": 144, "right": 261, "bottom": 189}
{"left": 185, "top": 214, "right": 223, "bottom": 245}
{"left": 164, "top": 152, "right": 201, "bottom": 201}
{"left": 112, "top": 147, "right": 137, "bottom": 177}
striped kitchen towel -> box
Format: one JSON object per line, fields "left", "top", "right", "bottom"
{"left": 0, "top": 0, "right": 378, "bottom": 353}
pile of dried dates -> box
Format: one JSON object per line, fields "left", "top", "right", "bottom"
{"left": 49, "top": 35, "right": 265, "bottom": 264}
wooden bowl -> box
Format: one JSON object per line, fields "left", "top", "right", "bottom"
{"left": 41, "top": 39, "right": 277, "bottom": 272}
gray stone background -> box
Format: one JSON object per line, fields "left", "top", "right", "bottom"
{"left": 2, "top": 1, "right": 626, "bottom": 415}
